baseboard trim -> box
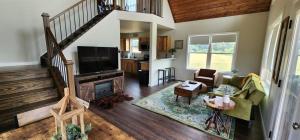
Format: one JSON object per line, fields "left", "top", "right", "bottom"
{"left": 259, "top": 105, "right": 268, "bottom": 140}
{"left": 0, "top": 61, "right": 39, "bottom": 67}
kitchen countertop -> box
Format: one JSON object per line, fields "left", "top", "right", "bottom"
{"left": 121, "top": 58, "right": 149, "bottom": 62}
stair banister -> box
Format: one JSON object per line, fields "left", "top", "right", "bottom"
{"left": 42, "top": 12, "right": 76, "bottom": 97}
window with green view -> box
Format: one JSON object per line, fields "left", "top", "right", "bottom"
{"left": 187, "top": 33, "right": 237, "bottom": 72}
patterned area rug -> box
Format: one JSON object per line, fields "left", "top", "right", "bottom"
{"left": 133, "top": 83, "right": 235, "bottom": 140}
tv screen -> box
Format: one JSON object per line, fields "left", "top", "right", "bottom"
{"left": 77, "top": 46, "right": 118, "bottom": 74}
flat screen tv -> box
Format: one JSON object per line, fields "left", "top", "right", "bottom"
{"left": 77, "top": 46, "right": 118, "bottom": 74}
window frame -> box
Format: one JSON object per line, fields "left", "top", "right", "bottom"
{"left": 186, "top": 32, "right": 239, "bottom": 72}
{"left": 129, "top": 37, "right": 140, "bottom": 53}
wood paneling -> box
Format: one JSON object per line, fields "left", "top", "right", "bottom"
{"left": 168, "top": 0, "right": 272, "bottom": 22}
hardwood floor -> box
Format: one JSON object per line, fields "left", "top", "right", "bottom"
{"left": 0, "top": 110, "right": 134, "bottom": 140}
{"left": 90, "top": 75, "right": 265, "bottom": 140}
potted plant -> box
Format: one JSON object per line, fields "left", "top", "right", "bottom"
{"left": 51, "top": 123, "right": 92, "bottom": 140}
{"left": 168, "top": 48, "right": 176, "bottom": 58}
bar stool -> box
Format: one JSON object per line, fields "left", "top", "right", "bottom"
{"left": 165, "top": 67, "right": 176, "bottom": 82}
{"left": 158, "top": 69, "right": 167, "bottom": 85}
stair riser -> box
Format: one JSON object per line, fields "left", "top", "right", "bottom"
{"left": 0, "top": 79, "right": 53, "bottom": 96}
{"left": 0, "top": 70, "right": 49, "bottom": 83}
{"left": 0, "top": 91, "right": 58, "bottom": 111}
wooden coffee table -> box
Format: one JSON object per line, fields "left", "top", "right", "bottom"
{"left": 204, "top": 97, "right": 235, "bottom": 135}
{"left": 174, "top": 81, "right": 204, "bottom": 104}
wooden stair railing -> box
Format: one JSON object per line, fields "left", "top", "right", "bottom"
{"left": 42, "top": 24, "right": 76, "bottom": 97}
{"left": 41, "top": 0, "right": 113, "bottom": 67}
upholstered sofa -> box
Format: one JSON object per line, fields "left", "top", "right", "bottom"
{"left": 210, "top": 73, "right": 265, "bottom": 121}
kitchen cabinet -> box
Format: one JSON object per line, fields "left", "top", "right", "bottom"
{"left": 121, "top": 59, "right": 138, "bottom": 74}
{"left": 157, "top": 36, "right": 171, "bottom": 59}
{"left": 120, "top": 38, "right": 130, "bottom": 51}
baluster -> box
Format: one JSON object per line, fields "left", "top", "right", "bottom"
{"left": 82, "top": 2, "right": 85, "bottom": 23}
{"left": 78, "top": 6, "right": 81, "bottom": 26}
{"left": 58, "top": 17, "right": 63, "bottom": 42}
{"left": 94, "top": 0, "right": 97, "bottom": 16}
{"left": 53, "top": 20, "right": 57, "bottom": 40}
{"left": 90, "top": 0, "right": 92, "bottom": 18}
{"left": 64, "top": 66, "right": 68, "bottom": 86}
{"left": 86, "top": 0, "right": 89, "bottom": 21}
{"left": 63, "top": 13, "right": 68, "bottom": 38}
{"left": 73, "top": 8, "right": 77, "bottom": 31}
{"left": 68, "top": 11, "right": 72, "bottom": 34}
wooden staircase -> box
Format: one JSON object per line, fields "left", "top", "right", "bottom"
{"left": 0, "top": 66, "right": 60, "bottom": 132}
{"left": 40, "top": 0, "right": 113, "bottom": 67}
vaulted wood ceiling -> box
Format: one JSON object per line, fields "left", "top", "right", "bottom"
{"left": 168, "top": 0, "right": 272, "bottom": 23}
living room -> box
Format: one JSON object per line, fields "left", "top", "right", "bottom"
{"left": 0, "top": 0, "right": 299, "bottom": 140}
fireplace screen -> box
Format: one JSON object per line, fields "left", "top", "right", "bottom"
{"left": 95, "top": 81, "right": 114, "bottom": 100}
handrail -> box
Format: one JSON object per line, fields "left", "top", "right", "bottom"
{"left": 46, "top": 28, "right": 68, "bottom": 64}
{"left": 47, "top": 0, "right": 99, "bottom": 43}
{"left": 50, "top": 0, "right": 87, "bottom": 21}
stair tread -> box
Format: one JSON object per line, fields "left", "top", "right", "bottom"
{"left": 0, "top": 88, "right": 58, "bottom": 111}
{"left": 0, "top": 69, "right": 49, "bottom": 83}
{"left": 0, "top": 78, "right": 54, "bottom": 96}
{"left": 0, "top": 65, "right": 44, "bottom": 72}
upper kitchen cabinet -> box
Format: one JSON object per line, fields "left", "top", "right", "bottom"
{"left": 120, "top": 38, "right": 130, "bottom": 51}
{"left": 157, "top": 36, "right": 171, "bottom": 59}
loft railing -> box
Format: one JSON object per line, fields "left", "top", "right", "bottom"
{"left": 112, "top": 0, "right": 162, "bottom": 16}
{"left": 47, "top": 0, "right": 99, "bottom": 44}
{"left": 43, "top": 0, "right": 163, "bottom": 46}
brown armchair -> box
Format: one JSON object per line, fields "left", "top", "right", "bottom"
{"left": 194, "top": 69, "right": 216, "bottom": 88}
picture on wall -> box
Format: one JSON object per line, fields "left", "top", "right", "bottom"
{"left": 175, "top": 40, "right": 183, "bottom": 49}
{"left": 272, "top": 16, "right": 290, "bottom": 84}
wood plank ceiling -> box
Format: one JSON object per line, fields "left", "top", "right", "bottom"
{"left": 168, "top": 0, "right": 272, "bottom": 23}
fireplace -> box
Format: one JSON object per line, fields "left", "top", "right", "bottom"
{"left": 95, "top": 81, "right": 114, "bottom": 100}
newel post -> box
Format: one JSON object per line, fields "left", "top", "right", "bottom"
{"left": 65, "top": 60, "right": 76, "bottom": 98}
{"left": 41, "top": 13, "right": 51, "bottom": 66}
{"left": 113, "top": 0, "right": 117, "bottom": 10}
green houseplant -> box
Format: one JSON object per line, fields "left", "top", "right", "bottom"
{"left": 51, "top": 123, "right": 92, "bottom": 140}
{"left": 168, "top": 48, "right": 176, "bottom": 58}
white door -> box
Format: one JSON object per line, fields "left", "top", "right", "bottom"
{"left": 274, "top": 3, "right": 300, "bottom": 139}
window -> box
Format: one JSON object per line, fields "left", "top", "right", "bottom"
{"left": 125, "top": 0, "right": 137, "bottom": 12}
{"left": 130, "top": 38, "right": 140, "bottom": 53}
{"left": 187, "top": 33, "right": 238, "bottom": 72}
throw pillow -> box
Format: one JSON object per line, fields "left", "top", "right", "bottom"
{"left": 229, "top": 76, "right": 246, "bottom": 89}
{"left": 233, "top": 89, "right": 249, "bottom": 99}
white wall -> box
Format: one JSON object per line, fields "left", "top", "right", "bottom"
{"left": 63, "top": 11, "right": 120, "bottom": 74}
{"left": 0, "top": 0, "right": 80, "bottom": 67}
{"left": 161, "top": 12, "right": 269, "bottom": 81}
